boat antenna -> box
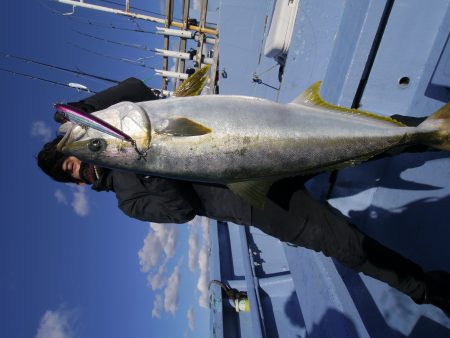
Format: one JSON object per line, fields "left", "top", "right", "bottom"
{"left": 0, "top": 52, "right": 119, "bottom": 84}
{"left": 0, "top": 67, "right": 97, "bottom": 93}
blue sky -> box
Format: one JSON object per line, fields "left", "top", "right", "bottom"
{"left": 0, "top": 1, "right": 214, "bottom": 337}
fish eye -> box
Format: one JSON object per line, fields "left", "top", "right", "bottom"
{"left": 88, "top": 138, "right": 106, "bottom": 152}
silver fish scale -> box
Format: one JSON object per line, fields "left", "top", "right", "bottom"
{"left": 62, "top": 96, "right": 428, "bottom": 183}
{"left": 135, "top": 96, "right": 417, "bottom": 183}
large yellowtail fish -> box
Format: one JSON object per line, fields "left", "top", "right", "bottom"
{"left": 57, "top": 81, "right": 450, "bottom": 208}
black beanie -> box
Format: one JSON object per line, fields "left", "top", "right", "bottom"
{"left": 37, "top": 136, "right": 77, "bottom": 183}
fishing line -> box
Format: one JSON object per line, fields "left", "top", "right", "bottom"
{"left": 73, "top": 29, "right": 156, "bottom": 52}
{"left": 0, "top": 67, "right": 97, "bottom": 93}
{"left": 66, "top": 41, "right": 155, "bottom": 69}
{"left": 0, "top": 51, "right": 120, "bottom": 84}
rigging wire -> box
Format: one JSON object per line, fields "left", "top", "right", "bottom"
{"left": 0, "top": 67, "right": 97, "bottom": 93}
{"left": 0, "top": 52, "right": 119, "bottom": 84}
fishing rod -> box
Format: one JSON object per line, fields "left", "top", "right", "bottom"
{"left": 96, "top": 0, "right": 171, "bottom": 19}
{"left": 0, "top": 52, "right": 119, "bottom": 84}
{"left": 73, "top": 29, "right": 155, "bottom": 52}
{"left": 0, "top": 67, "right": 97, "bottom": 93}
{"left": 67, "top": 41, "right": 155, "bottom": 69}
{"left": 35, "top": 0, "right": 156, "bottom": 34}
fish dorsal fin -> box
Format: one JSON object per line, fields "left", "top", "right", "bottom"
{"left": 174, "top": 65, "right": 210, "bottom": 97}
{"left": 227, "top": 179, "right": 276, "bottom": 209}
{"left": 291, "top": 81, "right": 406, "bottom": 127}
{"left": 155, "top": 117, "right": 212, "bottom": 136}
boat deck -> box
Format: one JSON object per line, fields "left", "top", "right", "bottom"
{"left": 210, "top": 0, "right": 450, "bottom": 337}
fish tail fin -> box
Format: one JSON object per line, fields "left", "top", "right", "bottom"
{"left": 419, "top": 101, "right": 450, "bottom": 150}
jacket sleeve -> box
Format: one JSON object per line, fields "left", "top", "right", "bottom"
{"left": 65, "top": 77, "right": 159, "bottom": 114}
{"left": 112, "top": 171, "right": 201, "bottom": 224}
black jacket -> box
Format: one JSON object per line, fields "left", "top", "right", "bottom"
{"left": 68, "top": 77, "right": 159, "bottom": 112}
{"left": 91, "top": 169, "right": 253, "bottom": 226}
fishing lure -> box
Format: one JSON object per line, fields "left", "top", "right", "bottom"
{"left": 54, "top": 103, "right": 147, "bottom": 159}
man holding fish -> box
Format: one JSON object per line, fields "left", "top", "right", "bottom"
{"left": 37, "top": 74, "right": 450, "bottom": 318}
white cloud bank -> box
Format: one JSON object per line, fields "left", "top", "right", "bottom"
{"left": 54, "top": 186, "right": 89, "bottom": 217}
{"left": 138, "top": 223, "right": 179, "bottom": 273}
{"left": 54, "top": 189, "right": 68, "bottom": 205}
{"left": 197, "top": 217, "right": 210, "bottom": 308}
{"left": 35, "top": 308, "right": 76, "bottom": 338}
{"left": 148, "top": 263, "right": 166, "bottom": 290}
{"left": 187, "top": 307, "right": 195, "bottom": 331}
{"left": 152, "top": 294, "right": 163, "bottom": 318}
{"left": 71, "top": 186, "right": 89, "bottom": 217}
{"left": 31, "top": 121, "right": 52, "bottom": 142}
{"left": 188, "top": 224, "right": 198, "bottom": 272}
{"left": 164, "top": 264, "right": 181, "bottom": 315}
{"left": 139, "top": 217, "right": 211, "bottom": 318}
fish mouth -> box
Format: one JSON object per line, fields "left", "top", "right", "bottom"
{"left": 57, "top": 102, "right": 152, "bottom": 156}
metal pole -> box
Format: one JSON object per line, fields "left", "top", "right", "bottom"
{"left": 155, "top": 48, "right": 213, "bottom": 64}
{"left": 155, "top": 27, "right": 216, "bottom": 45}
{"left": 155, "top": 48, "right": 191, "bottom": 60}
{"left": 55, "top": 0, "right": 218, "bottom": 35}
{"left": 195, "top": 0, "right": 208, "bottom": 68}
{"left": 161, "top": 0, "right": 174, "bottom": 90}
{"left": 209, "top": 37, "right": 219, "bottom": 94}
{"left": 175, "top": 0, "right": 190, "bottom": 89}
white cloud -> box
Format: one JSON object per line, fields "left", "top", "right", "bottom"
{"left": 187, "top": 307, "right": 195, "bottom": 331}
{"left": 197, "top": 246, "right": 210, "bottom": 308}
{"left": 71, "top": 186, "right": 89, "bottom": 217}
{"left": 138, "top": 223, "right": 179, "bottom": 273}
{"left": 35, "top": 308, "right": 75, "bottom": 338}
{"left": 188, "top": 225, "right": 198, "bottom": 272}
{"left": 54, "top": 189, "right": 68, "bottom": 205}
{"left": 139, "top": 230, "right": 163, "bottom": 272}
{"left": 164, "top": 264, "right": 181, "bottom": 315}
{"left": 31, "top": 121, "right": 52, "bottom": 142}
{"left": 152, "top": 294, "right": 163, "bottom": 318}
{"left": 197, "top": 218, "right": 210, "bottom": 308}
{"left": 148, "top": 263, "right": 166, "bottom": 290}
{"left": 152, "top": 223, "right": 178, "bottom": 258}
{"left": 201, "top": 217, "right": 210, "bottom": 242}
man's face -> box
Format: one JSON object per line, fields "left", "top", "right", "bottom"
{"left": 61, "top": 156, "right": 83, "bottom": 183}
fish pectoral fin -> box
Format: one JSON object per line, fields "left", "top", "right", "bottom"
{"left": 227, "top": 179, "right": 276, "bottom": 209}
{"left": 291, "top": 81, "right": 406, "bottom": 127}
{"left": 156, "top": 117, "right": 212, "bottom": 136}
